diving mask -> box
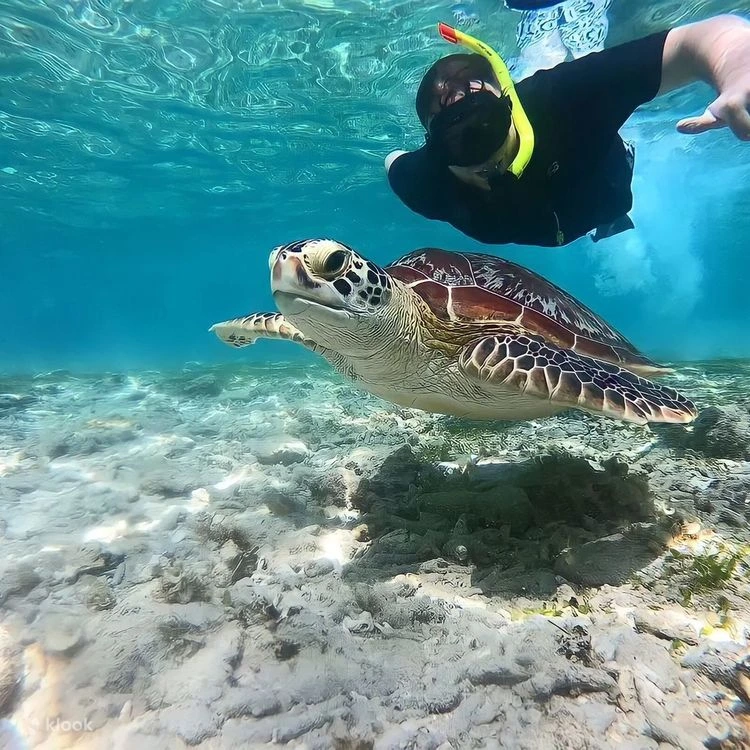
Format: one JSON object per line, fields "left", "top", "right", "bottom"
{"left": 436, "top": 22, "right": 534, "bottom": 177}
{"left": 426, "top": 88, "right": 512, "bottom": 167}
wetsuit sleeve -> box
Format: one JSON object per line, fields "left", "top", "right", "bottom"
{"left": 547, "top": 29, "right": 670, "bottom": 133}
{"left": 386, "top": 147, "right": 446, "bottom": 220}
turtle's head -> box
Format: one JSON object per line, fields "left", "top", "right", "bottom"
{"left": 269, "top": 239, "right": 394, "bottom": 353}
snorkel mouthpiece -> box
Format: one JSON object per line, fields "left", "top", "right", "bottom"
{"left": 436, "top": 22, "right": 534, "bottom": 177}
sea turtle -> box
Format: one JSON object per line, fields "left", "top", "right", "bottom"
{"left": 210, "top": 239, "right": 697, "bottom": 425}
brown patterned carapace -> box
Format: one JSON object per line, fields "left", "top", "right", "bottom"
{"left": 387, "top": 248, "right": 665, "bottom": 374}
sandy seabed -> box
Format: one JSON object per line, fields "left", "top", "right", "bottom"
{"left": 0, "top": 360, "right": 748, "bottom": 750}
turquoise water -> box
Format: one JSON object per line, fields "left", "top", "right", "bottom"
{"left": 1, "top": 0, "right": 749, "bottom": 373}
{"left": 3, "top": 5, "right": 750, "bottom": 747}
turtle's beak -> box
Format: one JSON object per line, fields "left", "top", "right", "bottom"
{"left": 269, "top": 247, "right": 344, "bottom": 312}
{"left": 271, "top": 251, "right": 317, "bottom": 291}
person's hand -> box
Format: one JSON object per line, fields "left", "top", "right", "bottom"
{"left": 676, "top": 25, "right": 750, "bottom": 141}
{"left": 384, "top": 150, "right": 407, "bottom": 174}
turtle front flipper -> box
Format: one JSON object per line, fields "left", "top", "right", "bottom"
{"left": 459, "top": 333, "right": 697, "bottom": 425}
{"left": 210, "top": 313, "right": 315, "bottom": 350}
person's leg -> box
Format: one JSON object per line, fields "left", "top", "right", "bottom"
{"left": 591, "top": 138, "right": 636, "bottom": 243}
{"left": 510, "top": 4, "right": 568, "bottom": 79}
{"left": 559, "top": 0, "right": 612, "bottom": 58}
{"left": 450, "top": 0, "right": 480, "bottom": 27}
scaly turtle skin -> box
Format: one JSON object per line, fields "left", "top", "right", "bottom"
{"left": 210, "top": 239, "right": 697, "bottom": 425}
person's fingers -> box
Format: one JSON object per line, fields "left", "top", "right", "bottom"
{"left": 384, "top": 150, "right": 407, "bottom": 173}
{"left": 676, "top": 105, "right": 723, "bottom": 134}
{"left": 677, "top": 94, "right": 750, "bottom": 140}
{"left": 718, "top": 95, "right": 750, "bottom": 141}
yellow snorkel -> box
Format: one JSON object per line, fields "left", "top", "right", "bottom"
{"left": 437, "top": 22, "right": 534, "bottom": 178}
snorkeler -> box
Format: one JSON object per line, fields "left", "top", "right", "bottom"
{"left": 385, "top": 14, "right": 750, "bottom": 248}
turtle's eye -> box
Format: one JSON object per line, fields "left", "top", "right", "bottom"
{"left": 318, "top": 249, "right": 349, "bottom": 280}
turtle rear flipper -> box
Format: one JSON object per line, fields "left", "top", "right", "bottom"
{"left": 210, "top": 312, "right": 312, "bottom": 349}
{"left": 459, "top": 333, "right": 697, "bottom": 425}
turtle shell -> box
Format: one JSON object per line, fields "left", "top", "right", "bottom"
{"left": 386, "top": 248, "right": 664, "bottom": 373}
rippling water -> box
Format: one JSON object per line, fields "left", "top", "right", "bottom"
{"left": 2, "top": 8, "right": 750, "bottom": 748}
{"left": 0, "top": 0, "right": 741, "bottom": 227}
{"left": 1, "top": 0, "right": 749, "bottom": 372}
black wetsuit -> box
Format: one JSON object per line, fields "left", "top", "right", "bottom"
{"left": 387, "top": 30, "right": 670, "bottom": 247}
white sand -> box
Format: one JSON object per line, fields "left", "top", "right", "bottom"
{"left": 0, "top": 362, "right": 748, "bottom": 749}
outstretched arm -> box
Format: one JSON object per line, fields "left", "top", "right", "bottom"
{"left": 659, "top": 13, "right": 750, "bottom": 140}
